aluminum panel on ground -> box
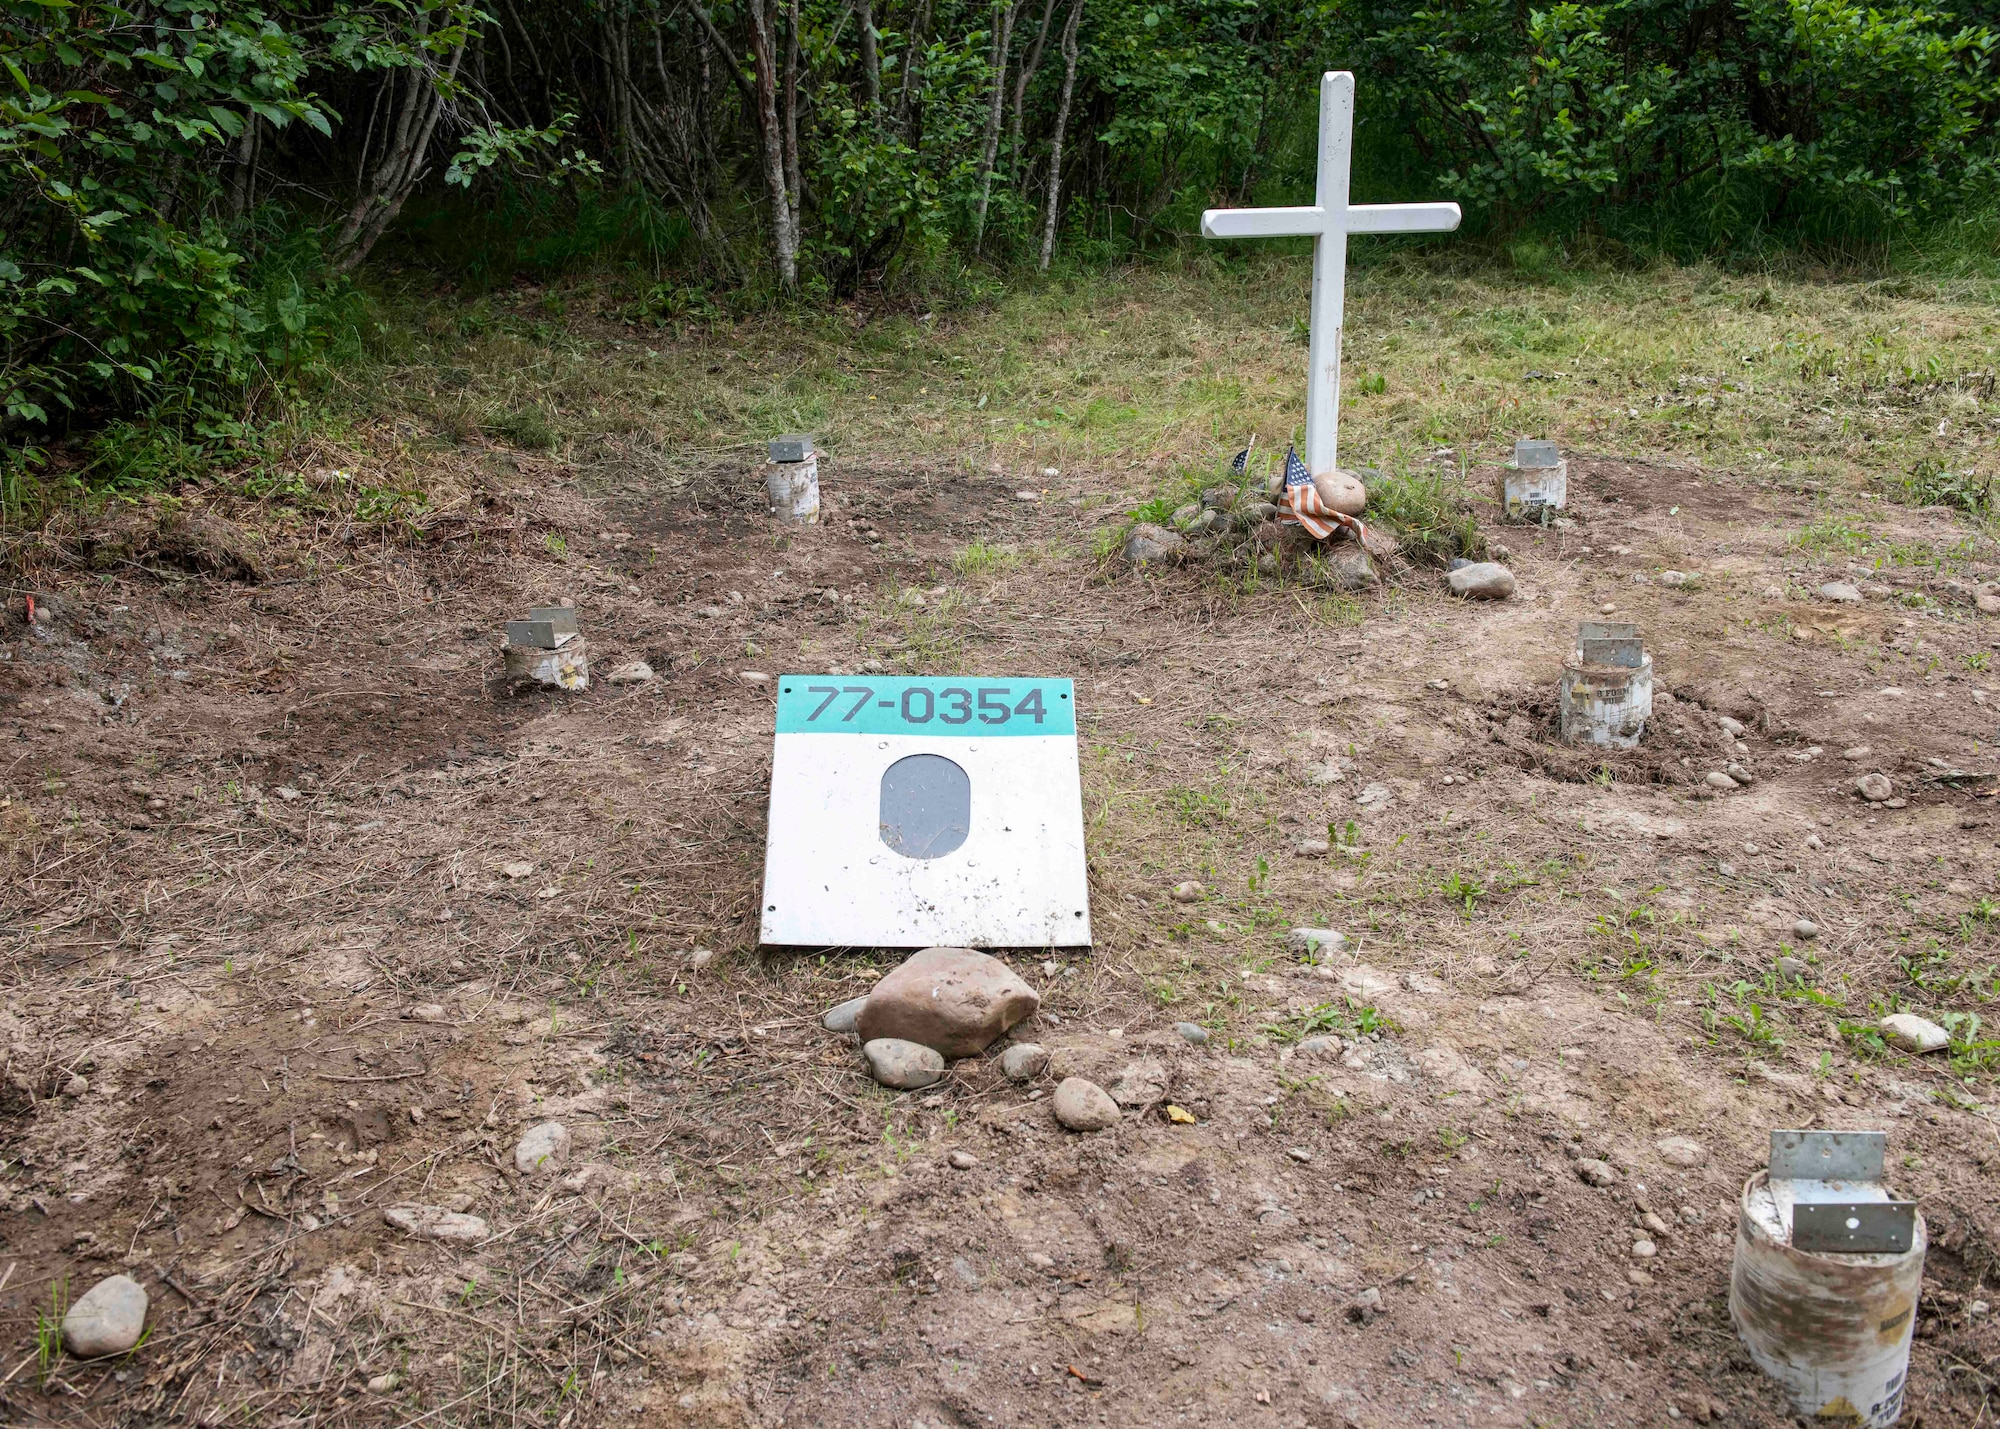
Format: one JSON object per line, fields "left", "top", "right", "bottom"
{"left": 758, "top": 675, "right": 1090, "bottom": 949}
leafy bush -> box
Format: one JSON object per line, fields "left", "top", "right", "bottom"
{"left": 1365, "top": 464, "right": 1485, "bottom": 566}
{"left": 1902, "top": 458, "right": 1997, "bottom": 516}
{"left": 0, "top": 0, "right": 342, "bottom": 429}
{"left": 1354, "top": 0, "right": 2000, "bottom": 245}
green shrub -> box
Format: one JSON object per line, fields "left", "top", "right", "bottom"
{"left": 1366, "top": 465, "right": 1486, "bottom": 567}
{"left": 1354, "top": 0, "right": 2000, "bottom": 247}
{"left": 1901, "top": 459, "right": 1996, "bottom": 517}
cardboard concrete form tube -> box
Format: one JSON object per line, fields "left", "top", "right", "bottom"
{"left": 1730, "top": 1168, "right": 1925, "bottom": 1428}
{"left": 1559, "top": 651, "right": 1653, "bottom": 748}
{"left": 766, "top": 456, "right": 820, "bottom": 524}
{"left": 504, "top": 639, "right": 590, "bottom": 691}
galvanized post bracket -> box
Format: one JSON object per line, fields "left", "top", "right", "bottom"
{"left": 1767, "top": 1129, "right": 1919, "bottom": 1255}
{"left": 1513, "top": 438, "right": 1561, "bottom": 469}
{"left": 1792, "top": 1201, "right": 1920, "bottom": 1255}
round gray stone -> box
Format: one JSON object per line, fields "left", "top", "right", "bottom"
{"left": 862, "top": 1038, "right": 946, "bottom": 1089}
{"left": 1447, "top": 563, "right": 1516, "bottom": 600}
{"left": 1122, "top": 523, "right": 1186, "bottom": 566}
{"left": 823, "top": 995, "right": 870, "bottom": 1034}
{"left": 513, "top": 1121, "right": 571, "bottom": 1175}
{"left": 62, "top": 1274, "right": 148, "bottom": 1358}
{"left": 1000, "top": 1042, "right": 1049, "bottom": 1082}
{"left": 1052, "top": 1077, "right": 1120, "bottom": 1132}
{"left": 1174, "top": 1022, "right": 1209, "bottom": 1045}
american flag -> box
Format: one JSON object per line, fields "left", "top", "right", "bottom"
{"left": 1279, "top": 445, "right": 1381, "bottom": 552}
{"left": 1233, "top": 442, "right": 1380, "bottom": 553}
{"left": 1278, "top": 445, "right": 1336, "bottom": 540}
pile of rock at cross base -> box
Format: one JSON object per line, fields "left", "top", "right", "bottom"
{"left": 830, "top": 946, "right": 1136, "bottom": 1133}
{"left": 1120, "top": 473, "right": 1516, "bottom": 599}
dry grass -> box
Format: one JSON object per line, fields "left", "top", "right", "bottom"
{"left": 347, "top": 253, "right": 2000, "bottom": 515}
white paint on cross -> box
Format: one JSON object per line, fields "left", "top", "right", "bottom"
{"left": 1202, "top": 71, "right": 1460, "bottom": 479}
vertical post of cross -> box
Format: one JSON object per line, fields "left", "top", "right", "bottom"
{"left": 1307, "top": 72, "right": 1353, "bottom": 479}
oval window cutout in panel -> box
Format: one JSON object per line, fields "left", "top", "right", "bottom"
{"left": 879, "top": 754, "right": 971, "bottom": 859}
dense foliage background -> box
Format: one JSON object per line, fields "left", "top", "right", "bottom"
{"left": 6, "top": 0, "right": 2000, "bottom": 444}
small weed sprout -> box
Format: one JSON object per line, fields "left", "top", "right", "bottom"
{"left": 1440, "top": 871, "right": 1486, "bottom": 919}
{"left": 35, "top": 1278, "right": 67, "bottom": 1387}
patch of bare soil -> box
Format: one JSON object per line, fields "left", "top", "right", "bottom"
{"left": 1, "top": 443, "right": 1998, "bottom": 1426}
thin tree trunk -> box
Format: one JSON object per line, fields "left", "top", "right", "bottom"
{"left": 782, "top": 0, "right": 803, "bottom": 217}
{"left": 609, "top": 9, "right": 636, "bottom": 181}
{"left": 1038, "top": 0, "right": 1081, "bottom": 272}
{"left": 894, "top": 0, "right": 931, "bottom": 132}
{"left": 747, "top": 0, "right": 799, "bottom": 287}
{"left": 971, "top": 0, "right": 1019, "bottom": 250}
{"left": 857, "top": 0, "right": 880, "bottom": 108}
{"left": 226, "top": 116, "right": 261, "bottom": 220}
{"left": 686, "top": 0, "right": 756, "bottom": 111}
{"left": 331, "top": 32, "right": 467, "bottom": 273}
{"left": 1007, "top": 0, "right": 1056, "bottom": 188}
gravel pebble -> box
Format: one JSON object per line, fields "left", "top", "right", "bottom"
{"left": 1287, "top": 927, "right": 1348, "bottom": 957}
{"left": 514, "top": 1121, "right": 571, "bottom": 1175}
{"left": 1447, "top": 563, "right": 1517, "bottom": 600}
{"left": 1655, "top": 1136, "right": 1706, "bottom": 1168}
{"left": 1052, "top": 1077, "right": 1121, "bottom": 1131}
{"left": 1000, "top": 1042, "right": 1050, "bottom": 1082}
{"left": 383, "top": 1205, "right": 490, "bottom": 1243}
{"left": 1879, "top": 1012, "right": 1949, "bottom": 1054}
{"left": 822, "top": 995, "right": 869, "bottom": 1034}
{"left": 862, "top": 1038, "right": 947, "bottom": 1089}
{"left": 1577, "top": 1158, "right": 1620, "bottom": 1187}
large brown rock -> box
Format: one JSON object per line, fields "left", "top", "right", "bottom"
{"left": 856, "top": 946, "right": 1039, "bottom": 1058}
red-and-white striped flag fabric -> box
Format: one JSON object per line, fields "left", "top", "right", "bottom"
{"left": 1276, "top": 445, "right": 1373, "bottom": 547}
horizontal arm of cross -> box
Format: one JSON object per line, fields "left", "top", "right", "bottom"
{"left": 1200, "top": 206, "right": 1326, "bottom": 240}
{"left": 1345, "top": 201, "right": 1461, "bottom": 235}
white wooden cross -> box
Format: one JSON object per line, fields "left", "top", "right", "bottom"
{"left": 1202, "top": 71, "right": 1461, "bottom": 479}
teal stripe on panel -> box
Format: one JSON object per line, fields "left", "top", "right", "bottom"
{"left": 774, "top": 676, "right": 1076, "bottom": 736}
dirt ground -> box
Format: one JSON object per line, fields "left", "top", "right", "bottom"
{"left": 2, "top": 428, "right": 1999, "bottom": 1428}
